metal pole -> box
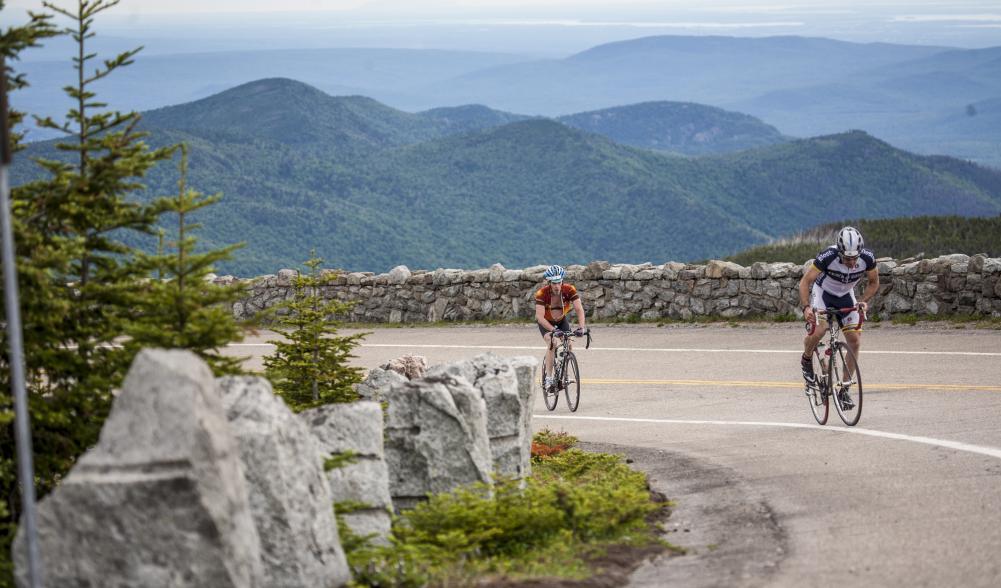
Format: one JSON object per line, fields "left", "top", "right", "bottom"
{"left": 1, "top": 55, "right": 43, "bottom": 588}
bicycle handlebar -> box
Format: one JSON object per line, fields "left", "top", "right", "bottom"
{"left": 553, "top": 328, "right": 592, "bottom": 349}
{"left": 806, "top": 304, "right": 867, "bottom": 335}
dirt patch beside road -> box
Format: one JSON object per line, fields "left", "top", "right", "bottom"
{"left": 579, "top": 442, "right": 787, "bottom": 588}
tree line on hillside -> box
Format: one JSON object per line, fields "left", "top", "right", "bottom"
{"left": 725, "top": 215, "right": 1001, "bottom": 265}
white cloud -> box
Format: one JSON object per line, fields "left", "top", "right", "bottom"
{"left": 892, "top": 14, "right": 1001, "bottom": 22}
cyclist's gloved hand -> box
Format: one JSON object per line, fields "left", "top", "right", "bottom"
{"left": 552, "top": 328, "right": 563, "bottom": 338}
{"left": 573, "top": 328, "right": 584, "bottom": 337}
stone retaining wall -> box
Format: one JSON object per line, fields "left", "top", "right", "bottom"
{"left": 221, "top": 254, "right": 1001, "bottom": 323}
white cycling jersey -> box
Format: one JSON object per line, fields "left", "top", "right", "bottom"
{"left": 812, "top": 246, "right": 876, "bottom": 297}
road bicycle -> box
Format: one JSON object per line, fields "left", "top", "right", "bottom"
{"left": 541, "top": 328, "right": 592, "bottom": 412}
{"left": 804, "top": 305, "right": 865, "bottom": 426}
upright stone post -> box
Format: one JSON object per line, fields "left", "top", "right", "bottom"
{"left": 384, "top": 374, "right": 492, "bottom": 509}
{"left": 13, "top": 350, "right": 262, "bottom": 588}
{"left": 428, "top": 353, "right": 537, "bottom": 479}
{"left": 218, "top": 377, "right": 351, "bottom": 587}
{"left": 302, "top": 401, "right": 394, "bottom": 544}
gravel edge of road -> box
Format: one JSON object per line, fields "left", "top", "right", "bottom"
{"left": 579, "top": 442, "right": 787, "bottom": 588}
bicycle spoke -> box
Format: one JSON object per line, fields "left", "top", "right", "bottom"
{"left": 541, "top": 356, "right": 558, "bottom": 411}
{"left": 832, "top": 343, "right": 863, "bottom": 426}
{"left": 808, "top": 348, "right": 829, "bottom": 425}
{"left": 565, "top": 353, "right": 581, "bottom": 412}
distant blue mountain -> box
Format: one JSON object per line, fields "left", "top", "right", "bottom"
{"left": 428, "top": 35, "right": 949, "bottom": 113}
{"left": 14, "top": 47, "right": 531, "bottom": 141}
{"left": 16, "top": 34, "right": 1001, "bottom": 167}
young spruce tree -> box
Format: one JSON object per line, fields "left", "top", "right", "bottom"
{"left": 263, "top": 253, "right": 366, "bottom": 411}
{"left": 126, "top": 145, "right": 246, "bottom": 375}
{"left": 1, "top": 0, "right": 239, "bottom": 580}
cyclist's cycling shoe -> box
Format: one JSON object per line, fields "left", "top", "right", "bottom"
{"left": 837, "top": 388, "right": 855, "bottom": 411}
{"left": 801, "top": 355, "right": 816, "bottom": 384}
{"left": 543, "top": 376, "right": 554, "bottom": 390}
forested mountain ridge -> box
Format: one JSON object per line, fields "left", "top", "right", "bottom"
{"left": 558, "top": 102, "right": 787, "bottom": 154}
{"left": 139, "top": 78, "right": 510, "bottom": 152}
{"left": 725, "top": 215, "right": 1001, "bottom": 265}
{"left": 138, "top": 78, "right": 781, "bottom": 156}
{"left": 14, "top": 82, "right": 1001, "bottom": 276}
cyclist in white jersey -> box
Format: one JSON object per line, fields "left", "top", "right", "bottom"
{"left": 798, "top": 226, "right": 879, "bottom": 384}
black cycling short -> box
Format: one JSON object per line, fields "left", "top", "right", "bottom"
{"left": 538, "top": 317, "right": 571, "bottom": 337}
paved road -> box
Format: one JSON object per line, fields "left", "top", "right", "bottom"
{"left": 227, "top": 323, "right": 1001, "bottom": 587}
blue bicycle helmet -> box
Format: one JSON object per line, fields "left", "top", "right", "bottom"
{"left": 543, "top": 264, "right": 566, "bottom": 283}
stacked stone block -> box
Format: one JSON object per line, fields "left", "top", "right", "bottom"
{"left": 383, "top": 373, "right": 493, "bottom": 510}
{"left": 427, "top": 353, "right": 537, "bottom": 479}
{"left": 225, "top": 254, "right": 1001, "bottom": 323}
{"left": 218, "top": 376, "right": 350, "bottom": 587}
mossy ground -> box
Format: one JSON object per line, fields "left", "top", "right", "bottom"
{"left": 342, "top": 429, "right": 679, "bottom": 587}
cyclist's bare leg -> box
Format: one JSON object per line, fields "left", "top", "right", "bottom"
{"left": 803, "top": 317, "right": 827, "bottom": 358}
{"left": 843, "top": 329, "right": 861, "bottom": 377}
{"left": 543, "top": 332, "right": 555, "bottom": 378}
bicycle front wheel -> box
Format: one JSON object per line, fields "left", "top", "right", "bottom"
{"left": 831, "top": 342, "right": 863, "bottom": 426}
{"left": 542, "top": 359, "right": 558, "bottom": 411}
{"left": 808, "top": 348, "right": 829, "bottom": 425}
{"left": 564, "top": 353, "right": 580, "bottom": 412}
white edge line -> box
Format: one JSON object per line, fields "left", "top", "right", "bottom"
{"left": 226, "top": 343, "right": 1001, "bottom": 357}
{"left": 534, "top": 415, "right": 1001, "bottom": 461}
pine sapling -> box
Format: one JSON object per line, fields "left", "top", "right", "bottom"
{"left": 263, "top": 252, "right": 365, "bottom": 411}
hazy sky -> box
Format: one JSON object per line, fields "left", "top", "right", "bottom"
{"left": 7, "top": 0, "right": 999, "bottom": 16}
{"left": 7, "top": 0, "right": 1001, "bottom": 56}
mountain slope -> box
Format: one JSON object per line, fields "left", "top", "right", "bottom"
{"left": 140, "top": 78, "right": 443, "bottom": 151}
{"left": 415, "top": 34, "right": 1001, "bottom": 167}
{"left": 418, "top": 104, "right": 532, "bottom": 135}
{"left": 558, "top": 102, "right": 787, "bottom": 155}
{"left": 725, "top": 215, "right": 1001, "bottom": 265}
{"left": 14, "top": 91, "right": 1001, "bottom": 276}
{"left": 17, "top": 47, "right": 532, "bottom": 140}
{"left": 139, "top": 79, "right": 788, "bottom": 157}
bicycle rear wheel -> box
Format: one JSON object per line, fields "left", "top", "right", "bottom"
{"left": 564, "top": 353, "right": 580, "bottom": 412}
{"left": 807, "top": 348, "right": 829, "bottom": 425}
{"left": 542, "top": 359, "right": 558, "bottom": 411}
{"left": 831, "top": 342, "right": 863, "bottom": 426}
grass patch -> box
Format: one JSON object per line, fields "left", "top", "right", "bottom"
{"left": 343, "top": 429, "right": 674, "bottom": 586}
{"left": 324, "top": 450, "right": 359, "bottom": 472}
{"left": 888, "top": 313, "right": 1001, "bottom": 328}
{"left": 609, "top": 312, "right": 799, "bottom": 327}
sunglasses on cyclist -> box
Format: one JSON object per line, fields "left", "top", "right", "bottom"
{"left": 839, "top": 253, "right": 860, "bottom": 264}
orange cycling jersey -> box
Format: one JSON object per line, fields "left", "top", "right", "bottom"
{"left": 534, "top": 284, "right": 580, "bottom": 323}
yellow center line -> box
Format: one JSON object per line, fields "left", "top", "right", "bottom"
{"left": 582, "top": 378, "right": 1001, "bottom": 392}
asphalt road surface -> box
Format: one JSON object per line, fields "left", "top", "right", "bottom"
{"left": 226, "top": 323, "right": 1001, "bottom": 587}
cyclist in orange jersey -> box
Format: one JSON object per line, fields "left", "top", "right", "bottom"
{"left": 534, "top": 265, "right": 587, "bottom": 389}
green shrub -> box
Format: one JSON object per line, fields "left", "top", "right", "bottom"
{"left": 345, "top": 446, "right": 665, "bottom": 586}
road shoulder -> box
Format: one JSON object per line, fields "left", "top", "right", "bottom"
{"left": 579, "top": 442, "right": 787, "bottom": 588}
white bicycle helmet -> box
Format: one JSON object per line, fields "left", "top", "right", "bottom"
{"left": 836, "top": 226, "right": 864, "bottom": 258}
{"left": 543, "top": 264, "right": 566, "bottom": 283}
